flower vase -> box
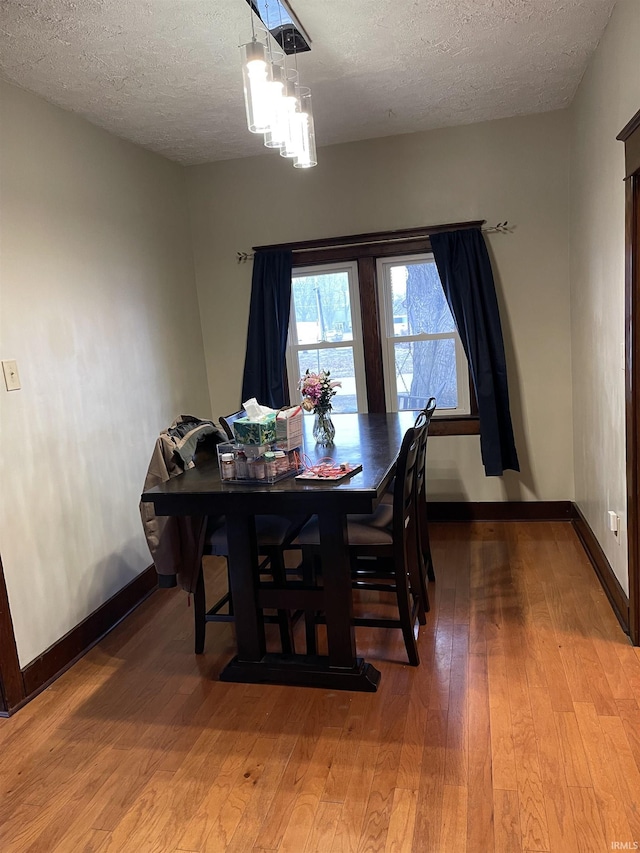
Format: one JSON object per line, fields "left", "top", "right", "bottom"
{"left": 313, "top": 410, "right": 335, "bottom": 445}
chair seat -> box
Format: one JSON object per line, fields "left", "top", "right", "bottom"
{"left": 347, "top": 499, "right": 393, "bottom": 529}
{"left": 208, "top": 514, "right": 299, "bottom": 556}
{"left": 294, "top": 514, "right": 393, "bottom": 547}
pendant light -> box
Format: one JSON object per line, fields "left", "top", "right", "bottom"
{"left": 241, "top": 39, "right": 272, "bottom": 134}
{"left": 263, "top": 62, "right": 285, "bottom": 147}
{"left": 278, "top": 74, "right": 301, "bottom": 158}
{"left": 293, "top": 89, "right": 317, "bottom": 168}
{"left": 240, "top": 0, "right": 317, "bottom": 168}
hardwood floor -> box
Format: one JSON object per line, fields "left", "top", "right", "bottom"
{"left": 1, "top": 521, "right": 640, "bottom": 852}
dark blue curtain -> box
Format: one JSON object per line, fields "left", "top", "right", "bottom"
{"left": 431, "top": 227, "right": 519, "bottom": 476}
{"left": 241, "top": 249, "right": 293, "bottom": 408}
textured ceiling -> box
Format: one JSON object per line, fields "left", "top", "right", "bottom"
{"left": 0, "top": 0, "right": 616, "bottom": 165}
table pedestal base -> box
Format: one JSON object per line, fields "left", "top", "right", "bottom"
{"left": 220, "top": 653, "right": 381, "bottom": 692}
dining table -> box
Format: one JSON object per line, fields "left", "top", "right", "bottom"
{"left": 140, "top": 411, "right": 417, "bottom": 692}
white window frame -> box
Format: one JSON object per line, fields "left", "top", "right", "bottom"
{"left": 376, "top": 253, "right": 470, "bottom": 416}
{"left": 286, "top": 261, "right": 368, "bottom": 412}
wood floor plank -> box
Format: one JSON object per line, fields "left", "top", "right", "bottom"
{"left": 224, "top": 728, "right": 300, "bottom": 853}
{"left": 494, "top": 789, "right": 522, "bottom": 853}
{"left": 439, "top": 784, "right": 468, "bottom": 853}
{"left": 330, "top": 743, "right": 378, "bottom": 853}
{"left": 573, "top": 701, "right": 634, "bottom": 844}
{"left": 599, "top": 714, "right": 640, "bottom": 842}
{"left": 541, "top": 782, "right": 580, "bottom": 853}
{"left": 553, "top": 711, "right": 592, "bottom": 788}
{"left": 278, "top": 727, "right": 342, "bottom": 853}
{"left": 411, "top": 709, "right": 447, "bottom": 853}
{"left": 303, "top": 801, "right": 341, "bottom": 853}
{"left": 321, "top": 694, "right": 369, "bottom": 803}
{"left": 568, "top": 785, "right": 609, "bottom": 853}
{"left": 384, "top": 788, "right": 418, "bottom": 853}
{"left": 487, "top": 653, "right": 518, "bottom": 791}
{"left": 395, "top": 675, "right": 429, "bottom": 792}
{"left": 354, "top": 693, "right": 410, "bottom": 853}
{"left": 616, "top": 699, "right": 640, "bottom": 771}
{"left": 506, "top": 655, "right": 550, "bottom": 852}
{"left": 614, "top": 642, "right": 640, "bottom": 703}
{"left": 444, "top": 621, "right": 469, "bottom": 787}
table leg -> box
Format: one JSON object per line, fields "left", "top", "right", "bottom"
{"left": 317, "top": 511, "right": 357, "bottom": 669}
{"left": 220, "top": 511, "right": 380, "bottom": 692}
{"left": 223, "top": 512, "right": 265, "bottom": 662}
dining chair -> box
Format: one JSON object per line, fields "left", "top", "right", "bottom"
{"left": 219, "top": 409, "right": 245, "bottom": 440}
{"left": 375, "top": 398, "right": 436, "bottom": 612}
{"left": 292, "top": 418, "right": 428, "bottom": 666}
{"left": 414, "top": 397, "right": 437, "bottom": 586}
{"left": 194, "top": 514, "right": 302, "bottom": 655}
{"left": 193, "top": 411, "right": 308, "bottom": 655}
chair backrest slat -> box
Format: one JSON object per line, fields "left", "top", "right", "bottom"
{"left": 219, "top": 409, "right": 246, "bottom": 440}
{"left": 392, "top": 424, "right": 424, "bottom": 548}
{"left": 414, "top": 397, "right": 436, "bottom": 500}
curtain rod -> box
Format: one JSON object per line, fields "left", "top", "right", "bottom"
{"left": 236, "top": 221, "right": 514, "bottom": 263}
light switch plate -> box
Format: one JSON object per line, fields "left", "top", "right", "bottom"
{"left": 2, "top": 360, "right": 21, "bottom": 391}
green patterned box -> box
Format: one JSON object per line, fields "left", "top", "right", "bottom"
{"left": 232, "top": 414, "right": 276, "bottom": 445}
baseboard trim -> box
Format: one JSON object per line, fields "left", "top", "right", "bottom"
{"left": 19, "top": 566, "right": 158, "bottom": 706}
{"left": 571, "top": 504, "right": 630, "bottom": 635}
{"left": 426, "top": 500, "right": 575, "bottom": 522}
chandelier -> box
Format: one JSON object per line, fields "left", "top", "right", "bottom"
{"left": 240, "top": 1, "right": 317, "bottom": 168}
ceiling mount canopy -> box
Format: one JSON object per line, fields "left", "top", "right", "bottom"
{"left": 244, "top": 0, "right": 311, "bottom": 54}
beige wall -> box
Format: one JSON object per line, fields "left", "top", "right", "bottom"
{"left": 186, "top": 110, "right": 573, "bottom": 503}
{"left": 0, "top": 81, "right": 211, "bottom": 667}
{"left": 569, "top": 0, "right": 640, "bottom": 596}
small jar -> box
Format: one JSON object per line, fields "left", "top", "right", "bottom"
{"left": 252, "top": 457, "right": 266, "bottom": 480}
{"left": 264, "top": 451, "right": 277, "bottom": 480}
{"left": 220, "top": 453, "right": 236, "bottom": 480}
{"left": 274, "top": 450, "right": 288, "bottom": 474}
{"left": 235, "top": 449, "right": 248, "bottom": 479}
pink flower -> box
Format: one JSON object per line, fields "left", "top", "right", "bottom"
{"left": 299, "top": 369, "right": 340, "bottom": 414}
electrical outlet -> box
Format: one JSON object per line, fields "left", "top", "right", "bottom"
{"left": 2, "top": 360, "right": 21, "bottom": 391}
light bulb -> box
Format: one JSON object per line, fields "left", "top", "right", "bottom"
{"left": 263, "top": 64, "right": 286, "bottom": 148}
{"left": 279, "top": 79, "right": 300, "bottom": 158}
{"left": 294, "top": 91, "right": 317, "bottom": 168}
{"left": 241, "top": 41, "right": 271, "bottom": 133}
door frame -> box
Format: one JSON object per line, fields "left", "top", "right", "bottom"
{"left": 619, "top": 109, "right": 640, "bottom": 645}
{"left": 0, "top": 555, "right": 24, "bottom": 712}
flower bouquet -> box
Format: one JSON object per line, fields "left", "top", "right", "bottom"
{"left": 299, "top": 369, "right": 341, "bottom": 444}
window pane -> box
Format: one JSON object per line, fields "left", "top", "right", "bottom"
{"left": 297, "top": 347, "right": 357, "bottom": 413}
{"left": 394, "top": 339, "right": 458, "bottom": 409}
{"left": 390, "top": 262, "right": 455, "bottom": 336}
{"left": 292, "top": 272, "right": 354, "bottom": 345}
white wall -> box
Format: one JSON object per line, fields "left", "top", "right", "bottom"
{"left": 186, "top": 110, "right": 573, "bottom": 503}
{"left": 0, "top": 81, "right": 211, "bottom": 667}
{"left": 569, "top": 0, "right": 640, "bottom": 596}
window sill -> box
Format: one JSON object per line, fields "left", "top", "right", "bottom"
{"left": 429, "top": 416, "right": 480, "bottom": 436}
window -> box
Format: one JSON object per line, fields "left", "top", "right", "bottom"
{"left": 273, "top": 222, "right": 481, "bottom": 434}
{"left": 377, "top": 254, "right": 470, "bottom": 415}
{"left": 286, "top": 262, "right": 368, "bottom": 413}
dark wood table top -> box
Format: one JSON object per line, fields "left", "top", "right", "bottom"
{"left": 142, "top": 412, "right": 418, "bottom": 516}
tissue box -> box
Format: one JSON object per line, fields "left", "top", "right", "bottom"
{"left": 232, "top": 414, "right": 276, "bottom": 445}
{"left": 275, "top": 408, "right": 304, "bottom": 451}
